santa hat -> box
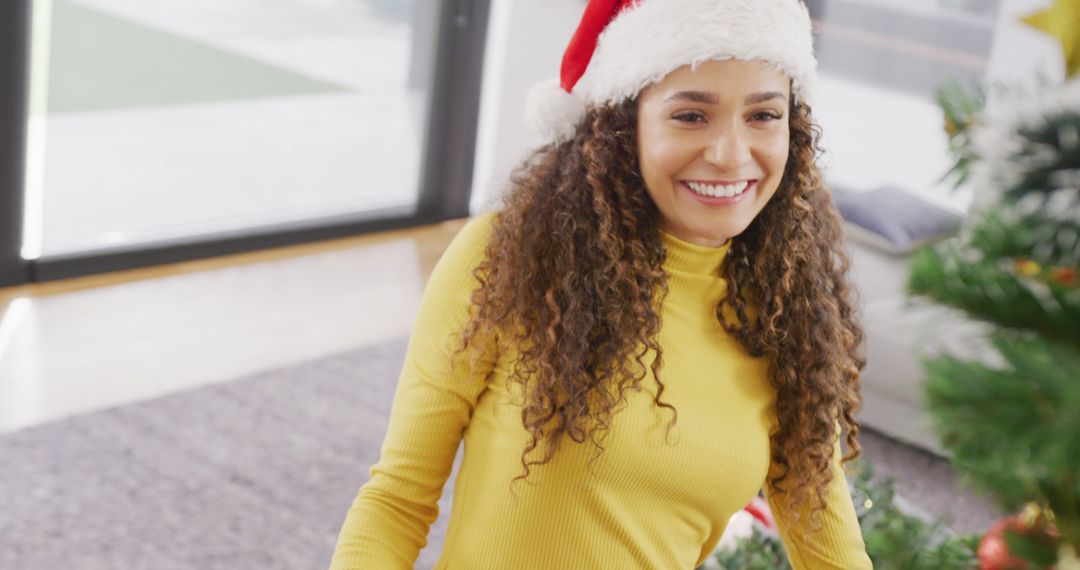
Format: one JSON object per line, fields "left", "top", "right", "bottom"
{"left": 526, "top": 0, "right": 818, "bottom": 144}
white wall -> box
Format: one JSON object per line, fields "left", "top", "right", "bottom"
{"left": 469, "top": 0, "right": 582, "bottom": 214}
{"left": 984, "top": 0, "right": 1065, "bottom": 88}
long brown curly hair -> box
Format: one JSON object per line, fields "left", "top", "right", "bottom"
{"left": 455, "top": 91, "right": 865, "bottom": 525}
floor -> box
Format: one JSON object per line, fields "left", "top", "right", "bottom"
{"left": 0, "top": 217, "right": 468, "bottom": 434}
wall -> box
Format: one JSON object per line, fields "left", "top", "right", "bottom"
{"left": 469, "top": 0, "right": 581, "bottom": 213}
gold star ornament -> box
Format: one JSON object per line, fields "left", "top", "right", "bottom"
{"left": 1021, "top": 0, "right": 1080, "bottom": 77}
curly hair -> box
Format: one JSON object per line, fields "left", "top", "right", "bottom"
{"left": 455, "top": 92, "right": 865, "bottom": 525}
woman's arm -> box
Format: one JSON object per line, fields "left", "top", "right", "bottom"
{"left": 764, "top": 426, "right": 873, "bottom": 570}
{"left": 329, "top": 213, "right": 499, "bottom": 570}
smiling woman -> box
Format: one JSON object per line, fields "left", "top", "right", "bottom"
{"left": 637, "top": 59, "right": 793, "bottom": 248}
{"left": 331, "top": 1, "right": 871, "bottom": 569}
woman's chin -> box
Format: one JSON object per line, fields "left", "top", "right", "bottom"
{"left": 677, "top": 225, "right": 735, "bottom": 248}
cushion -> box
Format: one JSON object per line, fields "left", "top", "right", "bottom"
{"left": 830, "top": 184, "right": 962, "bottom": 255}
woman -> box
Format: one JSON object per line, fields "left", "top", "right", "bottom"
{"left": 331, "top": 0, "right": 871, "bottom": 568}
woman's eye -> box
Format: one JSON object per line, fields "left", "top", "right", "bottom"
{"left": 672, "top": 111, "right": 705, "bottom": 123}
{"left": 752, "top": 111, "right": 784, "bottom": 122}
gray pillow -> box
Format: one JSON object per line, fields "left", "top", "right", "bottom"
{"left": 830, "top": 184, "right": 962, "bottom": 255}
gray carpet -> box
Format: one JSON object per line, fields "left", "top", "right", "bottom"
{"left": 858, "top": 428, "right": 1002, "bottom": 536}
{"left": 0, "top": 336, "right": 463, "bottom": 570}
{"left": 0, "top": 336, "right": 999, "bottom": 570}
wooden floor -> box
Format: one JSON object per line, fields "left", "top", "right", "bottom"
{"left": 0, "top": 217, "right": 470, "bottom": 434}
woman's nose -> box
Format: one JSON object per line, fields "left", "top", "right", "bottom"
{"left": 703, "top": 127, "right": 751, "bottom": 170}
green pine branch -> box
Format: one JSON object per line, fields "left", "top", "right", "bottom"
{"left": 936, "top": 78, "right": 986, "bottom": 191}
{"left": 923, "top": 328, "right": 1080, "bottom": 550}
{"left": 907, "top": 238, "right": 1080, "bottom": 345}
{"left": 705, "top": 462, "right": 979, "bottom": 570}
{"left": 966, "top": 207, "right": 1080, "bottom": 267}
{"left": 1000, "top": 111, "right": 1080, "bottom": 204}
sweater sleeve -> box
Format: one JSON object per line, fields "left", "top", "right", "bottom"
{"left": 764, "top": 427, "right": 873, "bottom": 570}
{"left": 329, "top": 213, "right": 499, "bottom": 570}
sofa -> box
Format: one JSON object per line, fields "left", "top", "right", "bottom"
{"left": 833, "top": 184, "right": 977, "bottom": 456}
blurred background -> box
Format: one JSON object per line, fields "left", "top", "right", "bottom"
{"left": 0, "top": 0, "right": 1072, "bottom": 568}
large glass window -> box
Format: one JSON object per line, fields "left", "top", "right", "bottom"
{"left": 25, "top": 0, "right": 438, "bottom": 258}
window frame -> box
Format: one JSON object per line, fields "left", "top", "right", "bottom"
{"left": 0, "top": 0, "right": 490, "bottom": 285}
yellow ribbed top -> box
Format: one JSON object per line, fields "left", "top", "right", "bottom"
{"left": 330, "top": 212, "right": 871, "bottom": 569}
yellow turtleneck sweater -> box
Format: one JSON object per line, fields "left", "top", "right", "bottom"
{"left": 330, "top": 211, "right": 871, "bottom": 569}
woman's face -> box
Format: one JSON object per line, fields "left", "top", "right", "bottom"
{"left": 636, "top": 58, "right": 792, "bottom": 248}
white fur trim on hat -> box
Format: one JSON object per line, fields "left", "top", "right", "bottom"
{"left": 526, "top": 77, "right": 589, "bottom": 144}
{"left": 527, "top": 0, "right": 818, "bottom": 143}
{"left": 579, "top": 0, "right": 817, "bottom": 109}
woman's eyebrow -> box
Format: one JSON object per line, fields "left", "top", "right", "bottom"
{"left": 745, "top": 91, "right": 788, "bottom": 105}
{"left": 663, "top": 90, "right": 788, "bottom": 105}
{"left": 664, "top": 90, "right": 720, "bottom": 104}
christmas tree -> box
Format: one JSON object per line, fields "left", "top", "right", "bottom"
{"left": 908, "top": 2, "right": 1080, "bottom": 567}
{"left": 705, "top": 462, "right": 980, "bottom": 569}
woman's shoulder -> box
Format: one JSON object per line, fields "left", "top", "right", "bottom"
{"left": 455, "top": 210, "right": 499, "bottom": 246}
{"left": 433, "top": 209, "right": 501, "bottom": 275}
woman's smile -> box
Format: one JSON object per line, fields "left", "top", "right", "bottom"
{"left": 680, "top": 179, "right": 757, "bottom": 203}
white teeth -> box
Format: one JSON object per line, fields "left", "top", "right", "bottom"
{"left": 686, "top": 180, "right": 750, "bottom": 197}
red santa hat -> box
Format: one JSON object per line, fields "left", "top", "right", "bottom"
{"left": 526, "top": 0, "right": 819, "bottom": 143}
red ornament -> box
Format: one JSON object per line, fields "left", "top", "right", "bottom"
{"left": 979, "top": 518, "right": 1028, "bottom": 570}
{"left": 1052, "top": 266, "right": 1078, "bottom": 286}
{"left": 978, "top": 512, "right": 1060, "bottom": 570}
